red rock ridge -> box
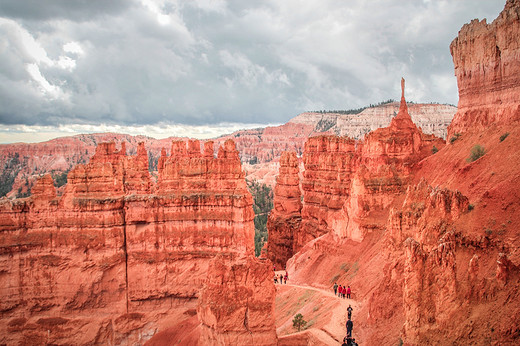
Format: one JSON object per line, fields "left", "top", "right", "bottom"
{"left": 448, "top": 0, "right": 520, "bottom": 136}
{"left": 0, "top": 139, "right": 268, "bottom": 345}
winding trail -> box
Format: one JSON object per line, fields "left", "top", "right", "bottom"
{"left": 274, "top": 277, "right": 363, "bottom": 345}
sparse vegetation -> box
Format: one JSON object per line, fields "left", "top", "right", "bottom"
{"left": 468, "top": 204, "right": 474, "bottom": 211}
{"left": 500, "top": 132, "right": 509, "bottom": 142}
{"left": 247, "top": 179, "right": 273, "bottom": 256}
{"left": 248, "top": 156, "right": 258, "bottom": 165}
{"left": 432, "top": 145, "right": 438, "bottom": 154}
{"left": 315, "top": 118, "right": 337, "bottom": 132}
{"left": 449, "top": 133, "right": 461, "bottom": 144}
{"left": 53, "top": 171, "right": 69, "bottom": 188}
{"left": 148, "top": 153, "right": 159, "bottom": 172}
{"left": 311, "top": 99, "right": 396, "bottom": 115}
{"left": 0, "top": 153, "right": 22, "bottom": 197}
{"left": 467, "top": 144, "right": 486, "bottom": 162}
{"left": 330, "top": 274, "right": 340, "bottom": 284}
{"left": 292, "top": 313, "right": 307, "bottom": 332}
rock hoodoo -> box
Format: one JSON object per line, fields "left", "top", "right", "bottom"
{"left": 266, "top": 151, "right": 302, "bottom": 268}
{"left": 448, "top": 0, "right": 520, "bottom": 136}
{"left": 0, "top": 139, "right": 270, "bottom": 345}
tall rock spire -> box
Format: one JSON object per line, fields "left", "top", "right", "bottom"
{"left": 391, "top": 77, "right": 416, "bottom": 129}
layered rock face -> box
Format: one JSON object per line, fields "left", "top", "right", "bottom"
{"left": 298, "top": 79, "right": 444, "bottom": 245}
{"left": 300, "top": 136, "right": 357, "bottom": 246}
{"left": 268, "top": 80, "right": 445, "bottom": 266}
{"left": 292, "top": 103, "right": 456, "bottom": 140}
{"left": 266, "top": 152, "right": 302, "bottom": 268}
{"left": 448, "top": 0, "right": 520, "bottom": 136}
{"left": 198, "top": 254, "right": 277, "bottom": 345}
{"left": 0, "top": 139, "right": 264, "bottom": 345}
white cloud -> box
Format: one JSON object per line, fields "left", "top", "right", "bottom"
{"left": 0, "top": 0, "right": 505, "bottom": 132}
{"left": 63, "top": 41, "right": 84, "bottom": 55}
{"left": 0, "top": 122, "right": 277, "bottom": 144}
{"left": 26, "top": 63, "right": 68, "bottom": 99}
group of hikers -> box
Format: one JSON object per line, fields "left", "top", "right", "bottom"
{"left": 273, "top": 266, "right": 289, "bottom": 284}
{"left": 333, "top": 282, "right": 352, "bottom": 299}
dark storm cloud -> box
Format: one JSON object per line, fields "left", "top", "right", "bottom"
{"left": 0, "top": 0, "right": 131, "bottom": 21}
{"left": 0, "top": 0, "right": 505, "bottom": 130}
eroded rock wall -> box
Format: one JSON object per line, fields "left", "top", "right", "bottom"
{"left": 197, "top": 254, "right": 277, "bottom": 345}
{"left": 298, "top": 79, "right": 444, "bottom": 245}
{"left": 0, "top": 139, "right": 259, "bottom": 345}
{"left": 266, "top": 152, "right": 302, "bottom": 268}
{"left": 449, "top": 0, "right": 520, "bottom": 136}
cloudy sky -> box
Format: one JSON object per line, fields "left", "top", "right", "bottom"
{"left": 0, "top": 0, "right": 504, "bottom": 143}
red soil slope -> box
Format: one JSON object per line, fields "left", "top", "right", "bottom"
{"left": 280, "top": 1, "right": 520, "bottom": 344}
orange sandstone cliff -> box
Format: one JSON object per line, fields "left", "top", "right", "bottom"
{"left": 266, "top": 152, "right": 302, "bottom": 269}
{"left": 268, "top": 78, "right": 445, "bottom": 268}
{"left": 0, "top": 139, "right": 275, "bottom": 345}
{"left": 276, "top": 1, "right": 520, "bottom": 344}
{"left": 448, "top": 0, "right": 520, "bottom": 136}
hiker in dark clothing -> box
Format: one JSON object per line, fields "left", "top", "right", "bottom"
{"left": 342, "top": 335, "right": 353, "bottom": 346}
{"left": 333, "top": 282, "right": 338, "bottom": 295}
{"left": 274, "top": 275, "right": 278, "bottom": 284}
{"left": 284, "top": 273, "right": 288, "bottom": 284}
{"left": 346, "top": 318, "right": 353, "bottom": 337}
{"left": 342, "top": 336, "right": 351, "bottom": 346}
{"left": 347, "top": 304, "right": 353, "bottom": 319}
{"left": 280, "top": 274, "right": 283, "bottom": 284}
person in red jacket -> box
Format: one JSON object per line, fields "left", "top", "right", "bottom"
{"left": 346, "top": 286, "right": 351, "bottom": 299}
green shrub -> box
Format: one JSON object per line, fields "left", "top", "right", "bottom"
{"left": 500, "top": 132, "right": 509, "bottom": 142}
{"left": 468, "top": 204, "right": 474, "bottom": 211}
{"left": 292, "top": 313, "right": 307, "bottom": 332}
{"left": 53, "top": 171, "right": 69, "bottom": 188}
{"left": 467, "top": 144, "right": 486, "bottom": 162}
{"left": 450, "top": 133, "right": 461, "bottom": 144}
{"left": 432, "top": 145, "right": 438, "bottom": 154}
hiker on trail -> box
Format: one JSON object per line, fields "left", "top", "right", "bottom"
{"left": 347, "top": 305, "right": 353, "bottom": 319}
{"left": 351, "top": 338, "right": 358, "bottom": 346}
{"left": 338, "top": 285, "right": 342, "bottom": 297}
{"left": 342, "top": 335, "right": 351, "bottom": 346}
{"left": 341, "top": 285, "right": 346, "bottom": 298}
{"left": 274, "top": 275, "right": 278, "bottom": 284}
{"left": 333, "top": 282, "right": 338, "bottom": 295}
{"left": 280, "top": 274, "right": 283, "bottom": 284}
{"left": 284, "top": 273, "right": 288, "bottom": 284}
{"left": 346, "top": 286, "right": 351, "bottom": 299}
{"left": 346, "top": 318, "right": 353, "bottom": 337}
